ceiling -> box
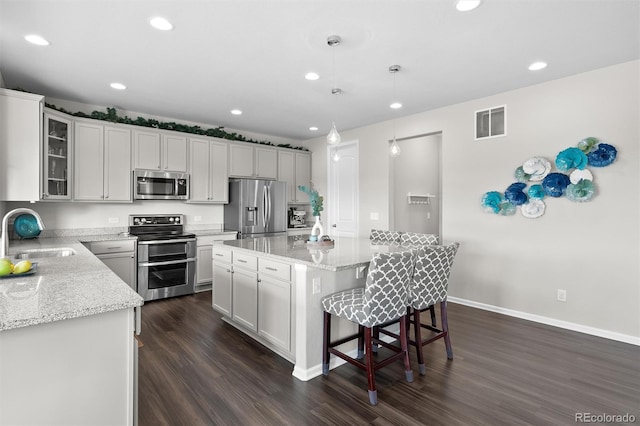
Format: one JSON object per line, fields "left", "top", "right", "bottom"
{"left": 1, "top": 0, "right": 638, "bottom": 142}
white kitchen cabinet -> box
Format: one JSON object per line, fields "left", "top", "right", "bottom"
{"left": 0, "top": 308, "right": 137, "bottom": 426}
{"left": 212, "top": 247, "right": 293, "bottom": 356}
{"left": 196, "top": 234, "right": 237, "bottom": 292}
{"left": 0, "top": 89, "right": 43, "bottom": 202}
{"left": 258, "top": 258, "right": 291, "bottom": 351}
{"left": 229, "top": 143, "right": 278, "bottom": 179}
{"left": 74, "top": 122, "right": 132, "bottom": 202}
{"left": 189, "top": 137, "right": 228, "bottom": 203}
{"left": 87, "top": 240, "right": 137, "bottom": 290}
{"left": 278, "top": 150, "right": 311, "bottom": 203}
{"left": 232, "top": 267, "right": 258, "bottom": 331}
{"left": 43, "top": 112, "right": 73, "bottom": 200}
{"left": 212, "top": 248, "right": 233, "bottom": 316}
{"left": 133, "top": 130, "right": 187, "bottom": 172}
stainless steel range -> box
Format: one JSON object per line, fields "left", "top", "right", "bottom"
{"left": 128, "top": 214, "right": 196, "bottom": 302}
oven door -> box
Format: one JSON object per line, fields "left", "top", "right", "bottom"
{"left": 137, "top": 239, "right": 196, "bottom": 301}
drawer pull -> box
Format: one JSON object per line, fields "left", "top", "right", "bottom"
{"left": 215, "top": 253, "right": 224, "bottom": 257}
{"left": 237, "top": 259, "right": 247, "bottom": 263}
{"left": 265, "top": 267, "right": 278, "bottom": 272}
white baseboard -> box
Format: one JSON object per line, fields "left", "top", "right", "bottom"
{"left": 447, "top": 296, "right": 640, "bottom": 346}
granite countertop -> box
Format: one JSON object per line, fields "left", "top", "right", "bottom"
{"left": 220, "top": 235, "right": 410, "bottom": 272}
{"left": 0, "top": 235, "right": 143, "bottom": 332}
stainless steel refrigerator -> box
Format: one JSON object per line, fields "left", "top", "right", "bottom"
{"left": 224, "top": 179, "right": 287, "bottom": 238}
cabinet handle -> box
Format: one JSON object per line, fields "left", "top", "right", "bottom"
{"left": 237, "top": 259, "right": 247, "bottom": 263}
{"left": 265, "top": 266, "right": 278, "bottom": 272}
{"left": 226, "top": 268, "right": 231, "bottom": 273}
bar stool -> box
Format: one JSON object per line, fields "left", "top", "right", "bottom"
{"left": 408, "top": 243, "right": 459, "bottom": 375}
{"left": 399, "top": 232, "right": 440, "bottom": 326}
{"left": 376, "top": 243, "right": 459, "bottom": 375}
{"left": 369, "top": 229, "right": 402, "bottom": 243}
{"left": 399, "top": 232, "right": 439, "bottom": 246}
{"left": 321, "top": 250, "right": 415, "bottom": 405}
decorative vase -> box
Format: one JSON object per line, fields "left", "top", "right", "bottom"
{"left": 310, "top": 215, "right": 324, "bottom": 242}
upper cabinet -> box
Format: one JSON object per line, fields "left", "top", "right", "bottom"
{"left": 0, "top": 89, "right": 44, "bottom": 202}
{"left": 74, "top": 120, "right": 132, "bottom": 202}
{"left": 133, "top": 131, "right": 187, "bottom": 172}
{"left": 188, "top": 137, "right": 228, "bottom": 203}
{"left": 43, "top": 112, "right": 72, "bottom": 200}
{"left": 229, "top": 143, "right": 278, "bottom": 180}
{"left": 278, "top": 151, "right": 311, "bottom": 203}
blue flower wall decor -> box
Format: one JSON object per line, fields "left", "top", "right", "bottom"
{"left": 481, "top": 137, "right": 617, "bottom": 219}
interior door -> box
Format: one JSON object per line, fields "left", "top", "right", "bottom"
{"left": 327, "top": 141, "right": 359, "bottom": 237}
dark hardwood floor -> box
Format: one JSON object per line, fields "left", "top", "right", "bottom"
{"left": 138, "top": 291, "right": 639, "bottom": 426}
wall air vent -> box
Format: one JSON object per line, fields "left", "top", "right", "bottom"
{"left": 475, "top": 105, "right": 506, "bottom": 140}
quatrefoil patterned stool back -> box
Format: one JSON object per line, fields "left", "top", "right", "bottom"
{"left": 322, "top": 250, "right": 415, "bottom": 328}
{"left": 369, "top": 229, "right": 402, "bottom": 243}
{"left": 410, "top": 243, "right": 459, "bottom": 310}
{"left": 400, "top": 232, "right": 439, "bottom": 246}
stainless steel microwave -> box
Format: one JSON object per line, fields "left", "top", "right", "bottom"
{"left": 134, "top": 170, "right": 189, "bottom": 200}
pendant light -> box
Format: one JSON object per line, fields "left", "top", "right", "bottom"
{"left": 389, "top": 65, "right": 401, "bottom": 157}
{"left": 327, "top": 35, "right": 342, "bottom": 145}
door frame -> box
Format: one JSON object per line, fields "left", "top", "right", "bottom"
{"left": 389, "top": 131, "right": 443, "bottom": 237}
{"left": 327, "top": 140, "right": 359, "bottom": 237}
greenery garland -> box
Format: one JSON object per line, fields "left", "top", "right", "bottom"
{"left": 42, "top": 100, "right": 308, "bottom": 151}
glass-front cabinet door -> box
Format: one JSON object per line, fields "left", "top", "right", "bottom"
{"left": 43, "top": 112, "right": 72, "bottom": 200}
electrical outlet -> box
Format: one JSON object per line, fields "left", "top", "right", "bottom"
{"left": 108, "top": 217, "right": 119, "bottom": 224}
{"left": 312, "top": 277, "right": 321, "bottom": 294}
{"left": 557, "top": 289, "right": 567, "bottom": 302}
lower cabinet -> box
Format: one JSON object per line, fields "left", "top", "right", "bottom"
{"left": 258, "top": 275, "right": 291, "bottom": 352}
{"left": 232, "top": 267, "right": 258, "bottom": 332}
{"left": 212, "top": 247, "right": 293, "bottom": 356}
{"left": 86, "top": 240, "right": 136, "bottom": 291}
{"left": 196, "top": 233, "right": 237, "bottom": 292}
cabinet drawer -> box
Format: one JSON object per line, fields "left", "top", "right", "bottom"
{"left": 259, "top": 258, "right": 291, "bottom": 281}
{"left": 233, "top": 252, "right": 257, "bottom": 270}
{"left": 212, "top": 247, "right": 232, "bottom": 263}
{"left": 88, "top": 239, "right": 135, "bottom": 254}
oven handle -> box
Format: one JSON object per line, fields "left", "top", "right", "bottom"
{"left": 137, "top": 238, "right": 196, "bottom": 245}
{"left": 139, "top": 257, "right": 196, "bottom": 267}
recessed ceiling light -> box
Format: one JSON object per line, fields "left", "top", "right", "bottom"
{"left": 25, "top": 34, "right": 50, "bottom": 46}
{"left": 230, "top": 109, "right": 243, "bottom": 115}
{"left": 528, "top": 61, "right": 548, "bottom": 71}
{"left": 390, "top": 102, "right": 402, "bottom": 109}
{"left": 110, "top": 82, "right": 127, "bottom": 90}
{"left": 305, "top": 72, "right": 320, "bottom": 81}
{"left": 150, "top": 17, "right": 174, "bottom": 31}
{"left": 455, "top": 0, "right": 482, "bottom": 12}
{"left": 309, "top": 126, "right": 318, "bottom": 131}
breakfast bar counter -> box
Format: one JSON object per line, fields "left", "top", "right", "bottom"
{"left": 214, "top": 235, "right": 410, "bottom": 381}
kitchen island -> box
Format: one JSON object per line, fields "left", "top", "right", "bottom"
{"left": 212, "top": 235, "right": 409, "bottom": 381}
{"left": 0, "top": 236, "right": 143, "bottom": 426}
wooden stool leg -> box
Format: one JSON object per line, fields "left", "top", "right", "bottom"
{"left": 372, "top": 327, "right": 379, "bottom": 353}
{"left": 429, "top": 305, "right": 437, "bottom": 327}
{"left": 414, "top": 308, "right": 426, "bottom": 375}
{"left": 441, "top": 300, "right": 453, "bottom": 360}
{"left": 399, "top": 314, "right": 414, "bottom": 383}
{"left": 357, "top": 325, "right": 365, "bottom": 359}
{"left": 364, "top": 327, "right": 378, "bottom": 405}
{"left": 322, "top": 311, "right": 331, "bottom": 375}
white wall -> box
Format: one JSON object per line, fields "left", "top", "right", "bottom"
{"left": 305, "top": 60, "right": 640, "bottom": 340}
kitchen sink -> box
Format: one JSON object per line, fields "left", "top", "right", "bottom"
{"left": 14, "top": 248, "right": 77, "bottom": 259}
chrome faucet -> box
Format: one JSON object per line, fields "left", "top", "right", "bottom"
{"left": 1, "top": 208, "right": 46, "bottom": 258}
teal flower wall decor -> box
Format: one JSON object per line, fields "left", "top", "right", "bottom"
{"left": 482, "top": 137, "right": 617, "bottom": 219}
